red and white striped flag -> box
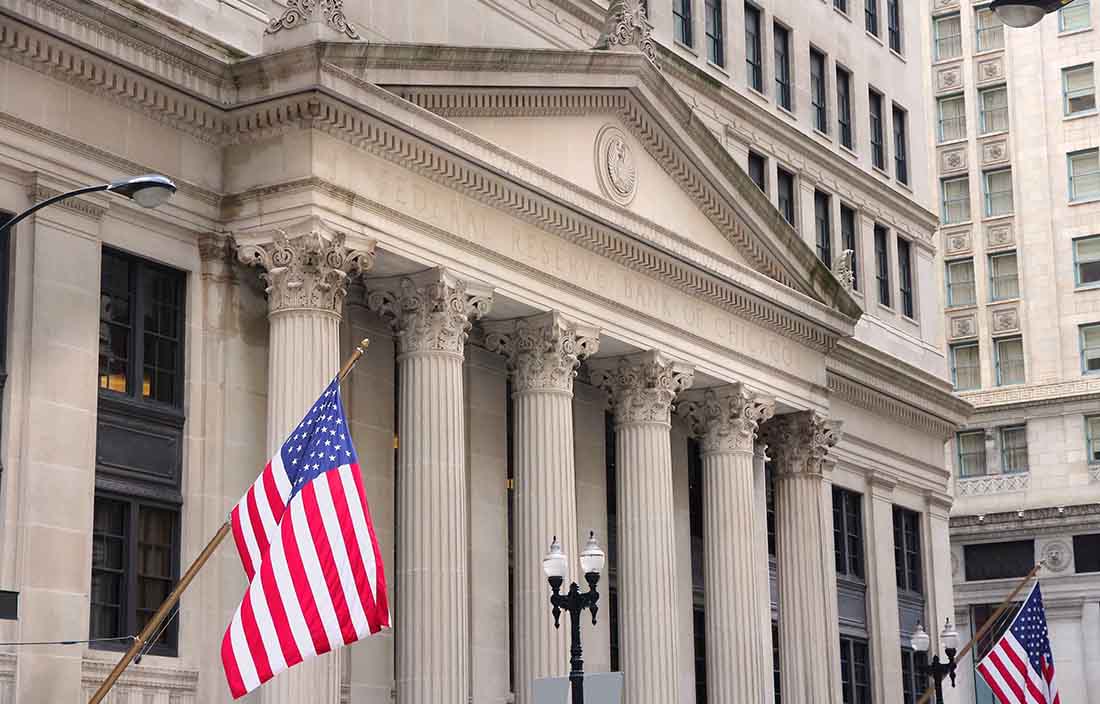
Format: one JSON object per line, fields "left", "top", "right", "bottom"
{"left": 977, "top": 582, "right": 1060, "bottom": 704}
{"left": 222, "top": 377, "right": 389, "bottom": 698}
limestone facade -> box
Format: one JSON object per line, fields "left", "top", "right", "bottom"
{"left": 0, "top": 1, "right": 969, "bottom": 703}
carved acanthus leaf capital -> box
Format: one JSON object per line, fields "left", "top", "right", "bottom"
{"left": 366, "top": 268, "right": 493, "bottom": 356}
{"left": 677, "top": 384, "right": 776, "bottom": 455}
{"left": 594, "top": 0, "right": 658, "bottom": 67}
{"left": 759, "top": 411, "right": 842, "bottom": 477}
{"left": 589, "top": 350, "right": 694, "bottom": 426}
{"left": 834, "top": 249, "right": 855, "bottom": 293}
{"left": 483, "top": 312, "right": 600, "bottom": 393}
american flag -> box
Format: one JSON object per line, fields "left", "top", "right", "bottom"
{"left": 221, "top": 378, "right": 389, "bottom": 698}
{"left": 977, "top": 582, "right": 1060, "bottom": 704}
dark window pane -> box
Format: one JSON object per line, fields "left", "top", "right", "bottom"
{"left": 90, "top": 498, "right": 127, "bottom": 640}
{"left": 137, "top": 506, "right": 177, "bottom": 645}
{"left": 693, "top": 606, "right": 707, "bottom": 703}
{"left": 898, "top": 238, "right": 914, "bottom": 318}
{"left": 749, "top": 151, "right": 767, "bottom": 192}
{"left": 893, "top": 507, "right": 923, "bottom": 594}
{"left": 869, "top": 90, "right": 885, "bottom": 170}
{"left": 766, "top": 462, "right": 777, "bottom": 557}
{"left": 775, "top": 25, "right": 792, "bottom": 109}
{"left": 1073, "top": 533, "right": 1100, "bottom": 573}
{"left": 837, "top": 68, "right": 853, "bottom": 149}
{"left": 833, "top": 488, "right": 864, "bottom": 579}
{"left": 815, "top": 190, "right": 833, "bottom": 268}
{"left": 745, "top": 4, "right": 763, "bottom": 91}
{"left": 875, "top": 225, "right": 891, "bottom": 306}
{"left": 866, "top": 0, "right": 878, "bottom": 35}
{"left": 778, "top": 168, "right": 796, "bottom": 227}
{"left": 773, "top": 621, "right": 782, "bottom": 703}
{"left": 964, "top": 540, "right": 1035, "bottom": 581}
{"left": 894, "top": 105, "right": 909, "bottom": 185}
{"left": 674, "top": 0, "right": 693, "bottom": 45}
{"left": 888, "top": 0, "right": 902, "bottom": 52}
{"left": 811, "top": 49, "right": 828, "bottom": 132}
{"left": 706, "top": 0, "right": 724, "bottom": 65}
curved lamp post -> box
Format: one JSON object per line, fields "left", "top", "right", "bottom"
{"left": 991, "top": 0, "right": 1074, "bottom": 27}
{"left": 543, "top": 531, "right": 605, "bottom": 704}
{"left": 911, "top": 619, "right": 961, "bottom": 704}
{"left": 0, "top": 174, "right": 177, "bottom": 233}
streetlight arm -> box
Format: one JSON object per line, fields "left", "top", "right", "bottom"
{"left": 0, "top": 184, "right": 111, "bottom": 234}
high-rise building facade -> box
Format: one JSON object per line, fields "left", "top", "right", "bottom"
{"left": 921, "top": 0, "right": 1100, "bottom": 701}
{"left": 0, "top": 1, "right": 967, "bottom": 703}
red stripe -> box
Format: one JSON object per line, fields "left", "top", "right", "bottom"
{"left": 262, "top": 464, "right": 285, "bottom": 525}
{"left": 326, "top": 469, "right": 379, "bottom": 634}
{"left": 221, "top": 622, "right": 247, "bottom": 699}
{"left": 230, "top": 507, "right": 255, "bottom": 581}
{"left": 301, "top": 479, "right": 358, "bottom": 645}
{"left": 246, "top": 487, "right": 269, "bottom": 560}
{"left": 1000, "top": 640, "right": 1046, "bottom": 703}
{"left": 258, "top": 547, "right": 302, "bottom": 668}
{"left": 239, "top": 586, "right": 273, "bottom": 686}
{"left": 351, "top": 463, "right": 389, "bottom": 627}
{"left": 977, "top": 660, "right": 1015, "bottom": 704}
{"left": 987, "top": 649, "right": 1027, "bottom": 703}
{"left": 280, "top": 499, "right": 330, "bottom": 654}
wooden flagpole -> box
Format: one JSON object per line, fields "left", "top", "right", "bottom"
{"left": 88, "top": 339, "right": 370, "bottom": 704}
{"left": 915, "top": 560, "right": 1043, "bottom": 704}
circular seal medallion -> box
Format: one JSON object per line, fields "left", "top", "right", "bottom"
{"left": 595, "top": 125, "right": 638, "bottom": 206}
{"left": 1042, "top": 540, "right": 1072, "bottom": 573}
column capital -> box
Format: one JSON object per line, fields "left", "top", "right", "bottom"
{"left": 760, "top": 410, "right": 842, "bottom": 478}
{"left": 366, "top": 268, "right": 493, "bottom": 357}
{"left": 235, "top": 217, "right": 375, "bottom": 318}
{"left": 677, "top": 384, "right": 776, "bottom": 455}
{"left": 589, "top": 350, "right": 694, "bottom": 426}
{"left": 483, "top": 311, "right": 600, "bottom": 393}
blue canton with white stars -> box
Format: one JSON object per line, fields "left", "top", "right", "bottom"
{"left": 1010, "top": 584, "right": 1056, "bottom": 676}
{"left": 280, "top": 378, "right": 358, "bottom": 499}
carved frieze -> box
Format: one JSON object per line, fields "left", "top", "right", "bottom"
{"left": 986, "top": 222, "right": 1014, "bottom": 249}
{"left": 981, "top": 139, "right": 1008, "bottom": 165}
{"left": 936, "top": 66, "right": 964, "bottom": 94}
{"left": 940, "top": 147, "right": 968, "bottom": 173}
{"left": 943, "top": 229, "right": 972, "bottom": 256}
{"left": 990, "top": 305, "right": 1020, "bottom": 333}
{"left": 956, "top": 472, "right": 1029, "bottom": 496}
{"left": 976, "top": 57, "right": 1005, "bottom": 85}
{"left": 483, "top": 311, "right": 600, "bottom": 393}
{"left": 677, "top": 384, "right": 776, "bottom": 454}
{"left": 1039, "top": 538, "right": 1073, "bottom": 574}
{"left": 949, "top": 313, "right": 978, "bottom": 340}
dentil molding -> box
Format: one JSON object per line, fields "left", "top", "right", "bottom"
{"left": 589, "top": 349, "right": 694, "bottom": 426}
{"left": 677, "top": 384, "right": 776, "bottom": 454}
{"left": 483, "top": 311, "right": 600, "bottom": 393}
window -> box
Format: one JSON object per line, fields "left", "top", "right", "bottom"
{"left": 1060, "top": 0, "right": 1091, "bottom": 32}
{"left": 1081, "top": 323, "right": 1100, "bottom": 373}
{"left": 951, "top": 344, "right": 981, "bottom": 391}
{"left": 766, "top": 464, "right": 777, "bottom": 557}
{"left": 833, "top": 488, "right": 865, "bottom": 579}
{"left": 0, "top": 219, "right": 7, "bottom": 479}
{"left": 748, "top": 151, "right": 767, "bottom": 192}
{"left": 693, "top": 606, "right": 706, "bottom": 703}
{"left": 775, "top": 24, "right": 792, "bottom": 110}
{"left": 865, "top": 0, "right": 879, "bottom": 36}
{"left": 841, "top": 205, "right": 859, "bottom": 291}
{"left": 937, "top": 95, "right": 967, "bottom": 142}
{"left": 837, "top": 66, "right": 853, "bottom": 149}
{"left": 979, "top": 85, "right": 1009, "bottom": 134}
{"left": 777, "top": 167, "right": 796, "bottom": 227}
{"left": 983, "top": 169, "right": 1014, "bottom": 216}
{"left": 1069, "top": 149, "right": 1100, "bottom": 202}
{"left": 1000, "top": 425, "right": 1028, "bottom": 472}
{"left": 1074, "top": 533, "right": 1100, "bottom": 572}
{"left": 1088, "top": 415, "right": 1100, "bottom": 464}
{"left": 674, "top": 0, "right": 693, "bottom": 46}
{"left": 745, "top": 3, "right": 763, "bottom": 92}
{"left": 874, "top": 224, "right": 890, "bottom": 306}
{"left": 869, "top": 89, "right": 885, "bottom": 170}
{"left": 989, "top": 252, "right": 1019, "bottom": 300}
{"left": 772, "top": 622, "right": 782, "bottom": 702}
{"left": 815, "top": 190, "right": 833, "bottom": 268}
{"left": 811, "top": 49, "right": 828, "bottom": 133}
{"left": 887, "top": 0, "right": 902, "bottom": 53}
{"left": 995, "top": 337, "right": 1025, "bottom": 385}
{"left": 941, "top": 176, "right": 971, "bottom": 224}
{"left": 893, "top": 507, "right": 922, "bottom": 594}
{"left": 839, "top": 637, "right": 872, "bottom": 704}
{"left": 897, "top": 238, "right": 913, "bottom": 318}
{"left": 836, "top": 0, "right": 848, "bottom": 12}
{"left": 956, "top": 429, "right": 987, "bottom": 476}
{"left": 975, "top": 7, "right": 1005, "bottom": 52}
{"left": 705, "top": 0, "right": 724, "bottom": 65}
{"left": 1075, "top": 236, "right": 1100, "bottom": 287}
{"left": 1062, "top": 64, "right": 1096, "bottom": 116}
{"left": 964, "top": 540, "right": 1034, "bottom": 581}
{"left": 933, "top": 14, "right": 962, "bottom": 61}
{"left": 946, "top": 259, "right": 976, "bottom": 307}
{"left": 901, "top": 649, "right": 928, "bottom": 704}
{"left": 893, "top": 104, "right": 909, "bottom": 185}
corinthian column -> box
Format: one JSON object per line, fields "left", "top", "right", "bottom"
{"left": 236, "top": 218, "right": 376, "bottom": 703}
{"left": 678, "top": 385, "right": 775, "bottom": 703}
{"left": 484, "top": 312, "right": 600, "bottom": 704}
{"left": 367, "top": 268, "right": 492, "bottom": 704}
{"left": 759, "top": 411, "right": 843, "bottom": 704}
{"left": 588, "top": 351, "right": 694, "bottom": 704}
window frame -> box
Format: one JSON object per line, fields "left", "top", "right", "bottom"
{"left": 951, "top": 343, "right": 981, "bottom": 391}
{"left": 1086, "top": 415, "right": 1100, "bottom": 464}
{"left": 1081, "top": 322, "right": 1100, "bottom": 374}
{"left": 705, "top": 0, "right": 725, "bottom": 66}
{"left": 901, "top": 649, "right": 928, "bottom": 704}
{"left": 865, "top": 0, "right": 879, "bottom": 36}
{"left": 840, "top": 204, "right": 859, "bottom": 291}
{"left": 937, "top": 94, "right": 967, "bottom": 143}
{"left": 1060, "top": 0, "right": 1091, "bottom": 32}
{"left": 994, "top": 336, "right": 1025, "bottom": 386}
{"left": 774, "top": 22, "right": 793, "bottom": 110}
{"left": 988, "top": 251, "right": 1019, "bottom": 301}
{"left": 893, "top": 507, "right": 923, "bottom": 595}
{"left": 975, "top": 6, "right": 1005, "bottom": 53}
{"left": 0, "top": 220, "right": 8, "bottom": 480}
{"left": 887, "top": 0, "right": 902, "bottom": 53}
{"left": 945, "top": 258, "right": 977, "bottom": 307}
{"left": 897, "top": 237, "right": 914, "bottom": 319}
{"left": 833, "top": 487, "right": 866, "bottom": 580}
{"left": 748, "top": 151, "right": 768, "bottom": 193}
{"left": 869, "top": 88, "right": 886, "bottom": 170}
{"left": 999, "top": 424, "right": 1029, "bottom": 473}
{"left": 815, "top": 190, "right": 833, "bottom": 268}
{"left": 941, "top": 175, "right": 971, "bottom": 225}
{"left": 1069, "top": 148, "right": 1100, "bottom": 203}
{"left": 837, "top": 65, "right": 854, "bottom": 149}
{"left": 811, "top": 48, "right": 829, "bottom": 133}
{"left": 745, "top": 3, "right": 764, "bottom": 93}
{"left": 956, "top": 428, "right": 987, "bottom": 476}
{"left": 933, "top": 13, "right": 962, "bottom": 61}
{"left": 1062, "top": 63, "right": 1096, "bottom": 117}
{"left": 983, "top": 168, "right": 1014, "bottom": 217}
{"left": 777, "top": 166, "right": 797, "bottom": 227}
{"left": 964, "top": 541, "right": 1035, "bottom": 581}
{"left": 1075, "top": 235, "right": 1100, "bottom": 288}
{"left": 674, "top": 0, "right": 694, "bottom": 46}
{"left": 893, "top": 103, "right": 909, "bottom": 185}
{"left": 874, "top": 224, "right": 891, "bottom": 307}
{"left": 839, "top": 636, "right": 873, "bottom": 704}
{"left": 979, "top": 85, "right": 1009, "bottom": 134}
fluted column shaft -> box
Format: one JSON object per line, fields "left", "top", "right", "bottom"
{"left": 590, "top": 351, "right": 693, "bottom": 704}
{"left": 485, "top": 313, "right": 599, "bottom": 704}
{"left": 762, "top": 411, "right": 843, "bottom": 704}
{"left": 368, "top": 269, "right": 492, "bottom": 704}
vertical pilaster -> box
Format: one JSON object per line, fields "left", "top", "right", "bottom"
{"left": 678, "top": 385, "right": 775, "bottom": 704}
{"left": 484, "top": 312, "right": 599, "bottom": 704}
{"left": 761, "top": 410, "right": 843, "bottom": 704}
{"left": 368, "top": 268, "right": 492, "bottom": 704}
{"left": 589, "top": 351, "right": 694, "bottom": 704}
{"left": 867, "top": 477, "right": 903, "bottom": 703}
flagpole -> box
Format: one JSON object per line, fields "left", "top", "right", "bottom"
{"left": 915, "top": 560, "right": 1044, "bottom": 704}
{"left": 88, "top": 338, "right": 370, "bottom": 704}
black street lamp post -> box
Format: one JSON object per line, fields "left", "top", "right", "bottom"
{"left": 911, "top": 619, "right": 961, "bottom": 704}
{"left": 0, "top": 174, "right": 177, "bottom": 234}
{"left": 543, "top": 532, "right": 606, "bottom": 704}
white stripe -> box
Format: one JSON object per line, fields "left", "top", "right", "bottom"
{"left": 339, "top": 466, "right": 379, "bottom": 604}
{"left": 236, "top": 495, "right": 262, "bottom": 575}
{"left": 977, "top": 658, "right": 1017, "bottom": 703}
{"left": 270, "top": 452, "right": 292, "bottom": 503}
{"left": 1004, "top": 635, "right": 1049, "bottom": 698}
{"left": 229, "top": 607, "right": 261, "bottom": 694}
{"left": 267, "top": 525, "right": 316, "bottom": 659}
{"left": 289, "top": 495, "right": 344, "bottom": 651}
{"left": 252, "top": 474, "right": 278, "bottom": 550}
{"left": 248, "top": 570, "right": 288, "bottom": 676}
{"left": 313, "top": 473, "right": 369, "bottom": 638}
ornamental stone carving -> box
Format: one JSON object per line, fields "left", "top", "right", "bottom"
{"left": 266, "top": 0, "right": 361, "bottom": 39}
{"left": 941, "top": 148, "right": 967, "bottom": 172}
{"left": 991, "top": 306, "right": 1020, "bottom": 333}
{"left": 589, "top": 350, "right": 694, "bottom": 426}
{"left": 949, "top": 314, "right": 977, "bottom": 339}
{"left": 483, "top": 312, "right": 600, "bottom": 393}
{"left": 982, "top": 140, "right": 1008, "bottom": 165}
{"left": 833, "top": 250, "right": 855, "bottom": 293}
{"left": 366, "top": 268, "right": 493, "bottom": 356}
{"left": 595, "top": 125, "right": 639, "bottom": 206}
{"left": 1041, "top": 539, "right": 1072, "bottom": 573}
{"left": 235, "top": 220, "right": 375, "bottom": 318}
{"left": 944, "top": 230, "right": 971, "bottom": 255}
{"left": 987, "top": 223, "right": 1014, "bottom": 248}
{"left": 977, "top": 57, "right": 1004, "bottom": 84}
{"left": 759, "top": 411, "right": 842, "bottom": 477}
{"left": 594, "top": 0, "right": 658, "bottom": 66}
{"left": 936, "top": 67, "right": 962, "bottom": 93}
{"left": 677, "top": 384, "right": 776, "bottom": 455}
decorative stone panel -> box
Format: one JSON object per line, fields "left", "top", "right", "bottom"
{"left": 981, "top": 139, "right": 1009, "bottom": 166}
{"left": 990, "top": 304, "right": 1020, "bottom": 333}
{"left": 1038, "top": 537, "right": 1074, "bottom": 574}
{"left": 932, "top": 0, "right": 959, "bottom": 9}
{"left": 936, "top": 65, "right": 964, "bottom": 94}
{"left": 940, "top": 147, "right": 968, "bottom": 173}
{"left": 956, "top": 472, "right": 1030, "bottom": 496}
{"left": 976, "top": 56, "right": 1005, "bottom": 85}
{"left": 986, "top": 222, "right": 1014, "bottom": 249}
{"left": 949, "top": 312, "right": 978, "bottom": 339}
{"left": 943, "top": 229, "right": 973, "bottom": 256}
